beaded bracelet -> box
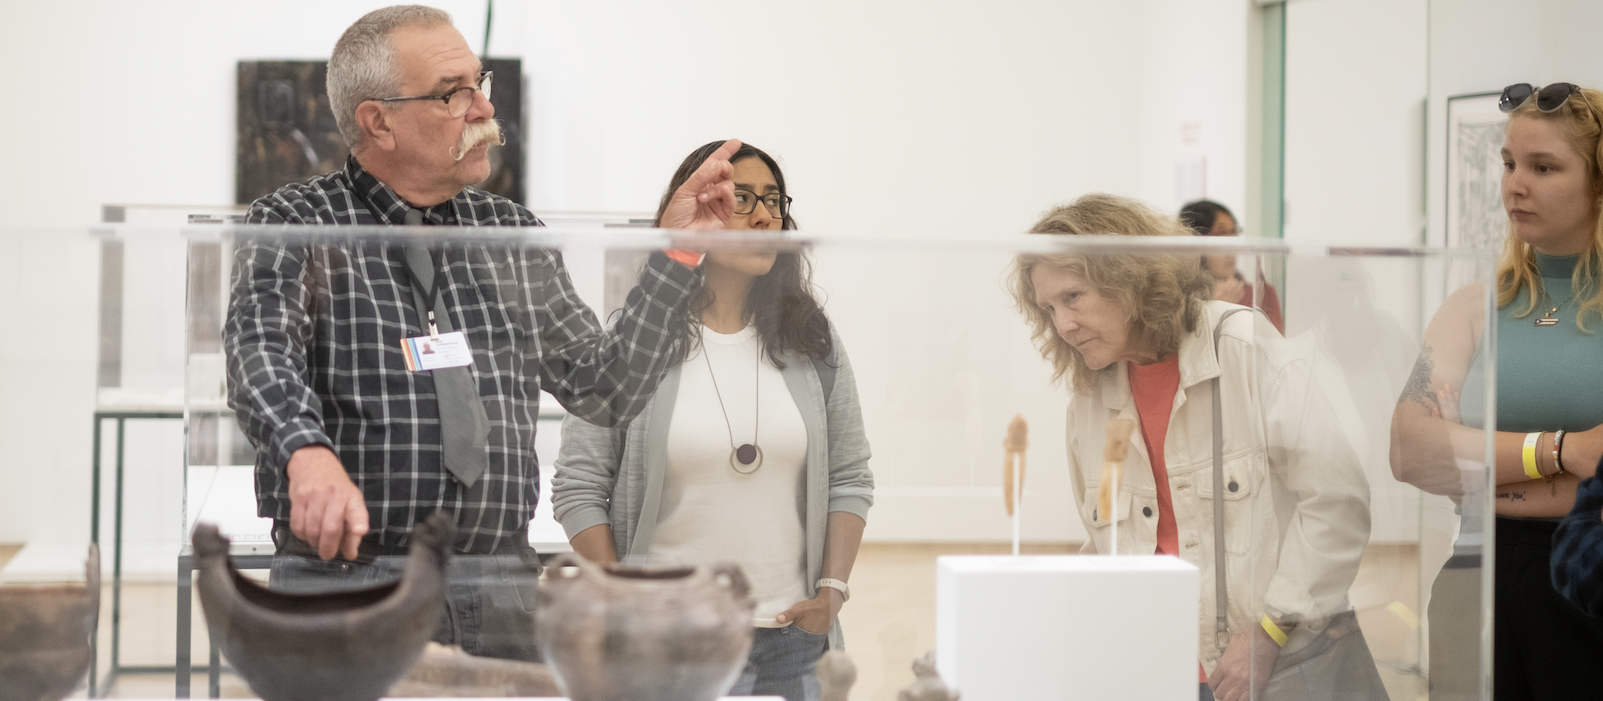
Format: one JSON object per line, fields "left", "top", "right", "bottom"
{"left": 1554, "top": 429, "right": 1567, "bottom": 475}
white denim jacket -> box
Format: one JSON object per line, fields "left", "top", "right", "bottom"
{"left": 1067, "top": 301, "right": 1371, "bottom": 671}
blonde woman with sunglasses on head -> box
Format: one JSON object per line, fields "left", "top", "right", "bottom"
{"left": 1391, "top": 82, "right": 1603, "bottom": 699}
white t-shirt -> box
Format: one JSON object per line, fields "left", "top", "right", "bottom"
{"left": 651, "top": 324, "right": 809, "bottom": 625}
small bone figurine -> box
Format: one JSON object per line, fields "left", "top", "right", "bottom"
{"left": 898, "top": 652, "right": 960, "bottom": 701}
{"left": 1002, "top": 414, "right": 1028, "bottom": 516}
{"left": 816, "top": 650, "right": 857, "bottom": 701}
{"left": 1096, "top": 418, "right": 1136, "bottom": 525}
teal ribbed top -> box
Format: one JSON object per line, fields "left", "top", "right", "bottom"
{"left": 1461, "top": 253, "right": 1603, "bottom": 433}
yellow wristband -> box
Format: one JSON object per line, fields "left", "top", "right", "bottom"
{"left": 1260, "top": 615, "right": 1288, "bottom": 647}
{"left": 1523, "top": 432, "right": 1544, "bottom": 481}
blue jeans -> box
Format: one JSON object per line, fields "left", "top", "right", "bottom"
{"left": 268, "top": 549, "right": 541, "bottom": 662}
{"left": 728, "top": 625, "right": 830, "bottom": 701}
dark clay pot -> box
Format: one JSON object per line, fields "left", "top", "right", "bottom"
{"left": 536, "top": 554, "right": 755, "bottom": 701}
{"left": 193, "top": 513, "right": 453, "bottom": 701}
{"left": 0, "top": 545, "right": 99, "bottom": 701}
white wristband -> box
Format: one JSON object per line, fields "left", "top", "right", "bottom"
{"left": 816, "top": 578, "right": 850, "bottom": 602}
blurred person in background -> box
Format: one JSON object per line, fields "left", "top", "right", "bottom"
{"left": 1180, "top": 200, "right": 1284, "bottom": 334}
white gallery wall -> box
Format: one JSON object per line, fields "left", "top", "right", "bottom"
{"left": 0, "top": 0, "right": 1249, "bottom": 232}
{"left": 1284, "top": 0, "right": 1428, "bottom": 248}
{"left": 1425, "top": 0, "right": 1603, "bottom": 247}
{"left": 1272, "top": 0, "right": 1603, "bottom": 553}
{"left": 0, "top": 0, "right": 1247, "bottom": 549}
{"left": 1280, "top": 0, "right": 1430, "bottom": 544}
{"left": 7, "top": 0, "right": 1593, "bottom": 553}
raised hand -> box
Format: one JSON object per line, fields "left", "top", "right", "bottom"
{"left": 660, "top": 139, "right": 742, "bottom": 231}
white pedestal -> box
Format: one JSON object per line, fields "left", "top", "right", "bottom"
{"left": 936, "top": 555, "right": 1199, "bottom": 701}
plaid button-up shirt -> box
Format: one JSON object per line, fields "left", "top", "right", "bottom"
{"left": 225, "top": 156, "right": 700, "bottom": 552}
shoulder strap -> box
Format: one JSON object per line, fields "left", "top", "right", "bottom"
{"left": 1212, "top": 307, "right": 1249, "bottom": 654}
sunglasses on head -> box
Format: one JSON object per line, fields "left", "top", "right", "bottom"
{"left": 1500, "top": 82, "right": 1582, "bottom": 113}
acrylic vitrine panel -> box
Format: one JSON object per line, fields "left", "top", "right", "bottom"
{"left": 169, "top": 225, "right": 1494, "bottom": 701}
{"left": 0, "top": 224, "right": 1498, "bottom": 699}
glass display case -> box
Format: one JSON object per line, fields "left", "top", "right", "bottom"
{"left": 0, "top": 223, "right": 1497, "bottom": 700}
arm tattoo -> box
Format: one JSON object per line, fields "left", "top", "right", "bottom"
{"left": 1400, "top": 345, "right": 1439, "bottom": 409}
{"left": 1497, "top": 491, "right": 1527, "bottom": 502}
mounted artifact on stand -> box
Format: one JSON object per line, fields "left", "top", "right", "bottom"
{"left": 192, "top": 512, "right": 454, "bottom": 701}
{"left": 899, "top": 652, "right": 960, "bottom": 701}
{"left": 817, "top": 650, "right": 858, "bottom": 701}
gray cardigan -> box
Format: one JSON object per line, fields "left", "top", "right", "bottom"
{"left": 550, "top": 328, "right": 874, "bottom": 647}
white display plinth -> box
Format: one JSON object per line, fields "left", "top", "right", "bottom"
{"left": 937, "top": 555, "right": 1199, "bottom": 701}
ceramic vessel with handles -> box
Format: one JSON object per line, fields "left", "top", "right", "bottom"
{"left": 536, "top": 554, "right": 756, "bottom": 701}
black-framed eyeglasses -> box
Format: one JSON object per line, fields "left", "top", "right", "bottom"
{"left": 373, "top": 71, "right": 493, "bottom": 118}
{"left": 733, "top": 189, "right": 792, "bottom": 218}
{"left": 1500, "top": 82, "right": 1580, "bottom": 113}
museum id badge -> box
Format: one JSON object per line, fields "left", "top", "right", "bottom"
{"left": 401, "top": 331, "right": 473, "bottom": 372}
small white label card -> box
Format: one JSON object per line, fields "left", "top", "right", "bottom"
{"left": 401, "top": 331, "right": 473, "bottom": 372}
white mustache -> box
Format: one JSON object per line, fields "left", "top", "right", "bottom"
{"left": 450, "top": 119, "right": 506, "bottom": 161}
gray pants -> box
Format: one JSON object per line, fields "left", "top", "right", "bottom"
{"left": 728, "top": 625, "right": 829, "bottom": 701}
{"left": 268, "top": 549, "right": 542, "bottom": 662}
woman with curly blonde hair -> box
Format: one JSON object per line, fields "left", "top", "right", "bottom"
{"left": 1014, "top": 194, "right": 1381, "bottom": 701}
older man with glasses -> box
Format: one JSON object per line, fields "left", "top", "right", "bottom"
{"left": 224, "top": 4, "right": 738, "bottom": 661}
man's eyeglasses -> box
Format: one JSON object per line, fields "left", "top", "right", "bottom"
{"left": 1500, "top": 82, "right": 1581, "bottom": 114}
{"left": 373, "top": 71, "right": 493, "bottom": 118}
{"left": 733, "top": 189, "right": 792, "bottom": 218}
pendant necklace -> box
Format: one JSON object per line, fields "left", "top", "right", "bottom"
{"left": 1536, "top": 290, "right": 1575, "bottom": 327}
{"left": 704, "top": 334, "right": 763, "bottom": 474}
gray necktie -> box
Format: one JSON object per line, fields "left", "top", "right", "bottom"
{"left": 402, "top": 208, "right": 490, "bottom": 488}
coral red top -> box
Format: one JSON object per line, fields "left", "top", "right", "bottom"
{"left": 1127, "top": 354, "right": 1182, "bottom": 557}
{"left": 1128, "top": 354, "right": 1208, "bottom": 684}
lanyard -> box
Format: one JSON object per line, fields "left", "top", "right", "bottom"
{"left": 396, "top": 249, "right": 446, "bottom": 339}
{"left": 359, "top": 197, "right": 449, "bottom": 340}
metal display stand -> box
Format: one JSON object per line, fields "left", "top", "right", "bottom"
{"left": 88, "top": 408, "right": 183, "bottom": 698}
{"left": 174, "top": 547, "right": 270, "bottom": 698}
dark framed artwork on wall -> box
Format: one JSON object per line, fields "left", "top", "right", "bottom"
{"left": 236, "top": 58, "right": 525, "bottom": 206}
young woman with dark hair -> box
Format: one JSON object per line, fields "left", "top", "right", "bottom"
{"left": 552, "top": 141, "right": 874, "bottom": 701}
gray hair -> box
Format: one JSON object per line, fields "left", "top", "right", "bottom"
{"left": 327, "top": 5, "right": 453, "bottom": 149}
